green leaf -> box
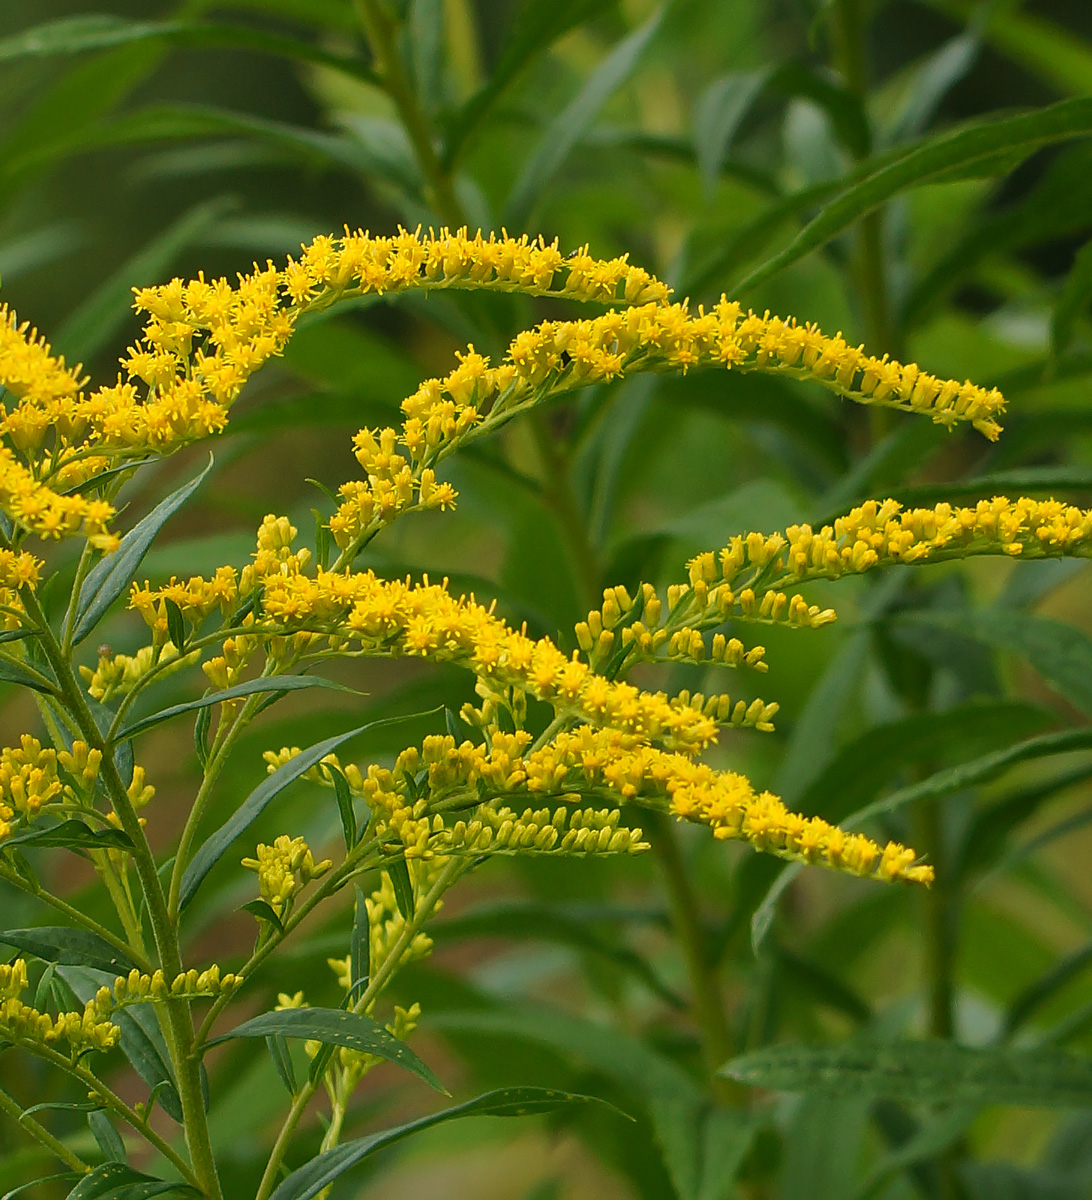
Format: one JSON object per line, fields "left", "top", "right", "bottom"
{"left": 896, "top": 610, "right": 1092, "bottom": 719}
{"left": 0, "top": 657, "right": 56, "bottom": 695}
{"left": 266, "top": 1034, "right": 297, "bottom": 1097}
{"left": 193, "top": 705, "right": 211, "bottom": 772}
{"left": 56, "top": 198, "right": 234, "bottom": 364}
{"left": 0, "top": 15, "right": 378, "bottom": 86}
{"left": 724, "top": 1038, "right": 1092, "bottom": 1108}
{"left": 205, "top": 1007, "right": 444, "bottom": 1092}
{"left": 88, "top": 1111, "right": 126, "bottom": 1164}
{"left": 693, "top": 69, "right": 769, "bottom": 194}
{"left": 735, "top": 97, "right": 1092, "bottom": 295}
{"left": 2, "top": 821, "right": 133, "bottom": 853}
{"left": 1002, "top": 939, "right": 1092, "bottom": 1039}
{"left": 268, "top": 1088, "right": 622, "bottom": 1200}
{"left": 180, "top": 720, "right": 400, "bottom": 909}
{"left": 1, "top": 1176, "right": 81, "bottom": 1200}
{"left": 117, "top": 675, "right": 355, "bottom": 741}
{"left": 883, "top": 31, "right": 979, "bottom": 143}
{"left": 329, "top": 765, "right": 356, "bottom": 852}
{"left": 163, "top": 600, "right": 186, "bottom": 656}
{"left": 64, "top": 1163, "right": 196, "bottom": 1199}
{"left": 1053, "top": 236, "right": 1092, "bottom": 358}
{"left": 0, "top": 927, "right": 138, "bottom": 975}
{"left": 238, "top": 900, "right": 285, "bottom": 935}
{"left": 350, "top": 886, "right": 369, "bottom": 996}
{"left": 441, "top": 0, "right": 602, "bottom": 169}
{"left": 72, "top": 457, "right": 213, "bottom": 645}
{"left": 389, "top": 857, "right": 415, "bottom": 922}
{"left": 504, "top": 5, "right": 665, "bottom": 228}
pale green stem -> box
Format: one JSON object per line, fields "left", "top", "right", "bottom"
{"left": 0, "top": 1079, "right": 90, "bottom": 1174}
{"left": 253, "top": 857, "right": 466, "bottom": 1200}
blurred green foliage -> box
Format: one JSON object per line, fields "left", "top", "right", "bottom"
{"left": 5, "top": 0, "right": 1092, "bottom": 1197}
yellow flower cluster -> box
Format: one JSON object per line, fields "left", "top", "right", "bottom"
{"left": 242, "top": 834, "right": 333, "bottom": 915}
{"left": 0, "top": 547, "right": 42, "bottom": 628}
{"left": 0, "top": 446, "right": 117, "bottom": 548}
{"left": 282, "top": 226, "right": 670, "bottom": 310}
{"left": 364, "top": 860, "right": 447, "bottom": 971}
{"left": 57, "top": 740, "right": 103, "bottom": 793}
{"left": 686, "top": 496, "right": 1092, "bottom": 605}
{"left": 1, "top": 959, "right": 119, "bottom": 1055}
{"left": 78, "top": 641, "right": 192, "bottom": 702}
{"left": 0, "top": 735, "right": 63, "bottom": 839}
{"left": 91, "top": 964, "right": 240, "bottom": 1014}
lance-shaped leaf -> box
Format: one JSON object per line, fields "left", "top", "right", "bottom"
{"left": 178, "top": 716, "right": 418, "bottom": 909}
{"left": 268, "top": 1088, "right": 622, "bottom": 1200}
{"left": 0, "top": 927, "right": 139, "bottom": 974}
{"left": 204, "top": 1006, "right": 444, "bottom": 1092}
{"left": 0, "top": 657, "right": 56, "bottom": 694}
{"left": 723, "top": 1038, "right": 1092, "bottom": 1108}
{"left": 117, "top": 674, "right": 355, "bottom": 741}
{"left": 736, "top": 97, "right": 1092, "bottom": 294}
{"left": 64, "top": 1162, "right": 197, "bottom": 1199}
{"left": 72, "top": 458, "right": 213, "bottom": 646}
{"left": 2, "top": 820, "right": 133, "bottom": 853}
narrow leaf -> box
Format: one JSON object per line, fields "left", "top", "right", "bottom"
{"left": 389, "top": 858, "right": 415, "bottom": 922}
{"left": 724, "top": 1038, "right": 1092, "bottom": 1108}
{"left": 329, "top": 765, "right": 355, "bottom": 851}
{"left": 736, "top": 97, "right": 1092, "bottom": 295}
{"left": 64, "top": 1162, "right": 196, "bottom": 1199}
{"left": 693, "top": 69, "right": 768, "bottom": 194}
{"left": 118, "top": 674, "right": 354, "bottom": 741}
{"left": 350, "top": 886, "right": 369, "bottom": 996}
{"left": 88, "top": 1111, "right": 126, "bottom": 1164}
{"left": 504, "top": 6, "right": 665, "bottom": 227}
{"left": 205, "top": 1007, "right": 444, "bottom": 1092}
{"left": 163, "top": 599, "right": 186, "bottom": 655}
{"left": 2, "top": 821, "right": 133, "bottom": 853}
{"left": 1053, "top": 236, "right": 1092, "bottom": 358}
{"left": 179, "top": 718, "right": 415, "bottom": 910}
{"left": 2, "top": 1176, "right": 81, "bottom": 1200}
{"left": 73, "top": 458, "right": 213, "bottom": 645}
{"left": 0, "top": 657, "right": 56, "bottom": 695}
{"left": 193, "top": 705, "right": 211, "bottom": 771}
{"left": 238, "top": 900, "right": 285, "bottom": 935}
{"left": 0, "top": 927, "right": 138, "bottom": 974}
{"left": 266, "top": 1034, "right": 297, "bottom": 1097}
{"left": 268, "top": 1088, "right": 620, "bottom": 1200}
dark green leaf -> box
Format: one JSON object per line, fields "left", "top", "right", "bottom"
{"left": 441, "top": 0, "right": 602, "bottom": 168}
{"left": 350, "top": 886, "right": 369, "bottom": 996}
{"left": 0, "top": 15, "right": 378, "bottom": 86}
{"left": 268, "top": 1088, "right": 623, "bottom": 1200}
{"left": 1053, "top": 236, "right": 1092, "bottom": 358}
{"left": 0, "top": 658, "right": 56, "bottom": 695}
{"left": 504, "top": 6, "right": 665, "bottom": 227}
{"left": 88, "top": 1111, "right": 126, "bottom": 1164}
{"left": 266, "top": 1034, "right": 297, "bottom": 1097}
{"left": 2, "top": 821, "right": 133, "bottom": 853}
{"left": 724, "top": 1038, "right": 1092, "bottom": 1108}
{"left": 389, "top": 858, "right": 415, "bottom": 922}
{"left": 180, "top": 717, "right": 417, "bottom": 909}
{"left": 0, "top": 927, "right": 138, "bottom": 975}
{"left": 1003, "top": 939, "right": 1092, "bottom": 1039}
{"left": 73, "top": 458, "right": 214, "bottom": 645}
{"left": 238, "top": 900, "right": 285, "bottom": 934}
{"left": 329, "top": 765, "right": 356, "bottom": 852}
{"left": 736, "top": 97, "right": 1092, "bottom": 295}
{"left": 693, "top": 69, "right": 769, "bottom": 194}
{"left": 193, "top": 705, "right": 211, "bottom": 772}
{"left": 163, "top": 600, "right": 186, "bottom": 655}
{"left": 896, "top": 610, "right": 1092, "bottom": 718}
{"left": 2, "top": 1176, "right": 81, "bottom": 1200}
{"left": 64, "top": 1162, "right": 196, "bottom": 1199}
{"left": 118, "top": 674, "right": 355, "bottom": 741}
{"left": 205, "top": 1007, "right": 444, "bottom": 1092}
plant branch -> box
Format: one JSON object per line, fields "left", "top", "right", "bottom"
{"left": 0, "top": 1079, "right": 90, "bottom": 1175}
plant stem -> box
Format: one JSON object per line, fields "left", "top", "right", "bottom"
{"left": 253, "top": 857, "right": 465, "bottom": 1200}
{"left": 918, "top": 798, "right": 956, "bottom": 1039}
{"left": 353, "top": 0, "right": 464, "bottom": 227}
{"left": 18, "top": 584, "right": 222, "bottom": 1200}
{"left": 0, "top": 1080, "right": 90, "bottom": 1174}
{"left": 649, "top": 812, "right": 741, "bottom": 1102}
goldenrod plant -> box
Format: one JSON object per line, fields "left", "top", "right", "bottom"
{"left": 4, "top": 2, "right": 1092, "bottom": 1199}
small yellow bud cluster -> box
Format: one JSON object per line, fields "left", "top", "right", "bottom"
{"left": 574, "top": 585, "right": 640, "bottom": 667}
{"left": 93, "top": 964, "right": 240, "bottom": 1014}
{"left": 79, "top": 641, "right": 189, "bottom": 701}
{"left": 365, "top": 862, "right": 446, "bottom": 971}
{"left": 665, "top": 628, "right": 768, "bottom": 672}
{"left": 0, "top": 736, "right": 63, "bottom": 840}
{"left": 435, "top": 800, "right": 648, "bottom": 858}
{"left": 1, "top": 959, "right": 119, "bottom": 1055}
{"left": 241, "top": 835, "right": 334, "bottom": 915}
{"left": 57, "top": 740, "right": 103, "bottom": 794}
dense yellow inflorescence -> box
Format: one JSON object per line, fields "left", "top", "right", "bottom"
{"left": 242, "top": 834, "right": 333, "bottom": 915}
{"left": 0, "top": 736, "right": 63, "bottom": 840}
{"left": 1, "top": 959, "right": 119, "bottom": 1055}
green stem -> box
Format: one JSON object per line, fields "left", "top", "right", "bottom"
{"left": 18, "top": 584, "right": 222, "bottom": 1200}
{"left": 61, "top": 539, "right": 97, "bottom": 656}
{"left": 0, "top": 1080, "right": 90, "bottom": 1174}
{"left": 253, "top": 857, "right": 465, "bottom": 1200}
{"left": 353, "top": 0, "right": 464, "bottom": 226}
{"left": 918, "top": 798, "right": 956, "bottom": 1039}
{"left": 649, "top": 812, "right": 741, "bottom": 1103}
